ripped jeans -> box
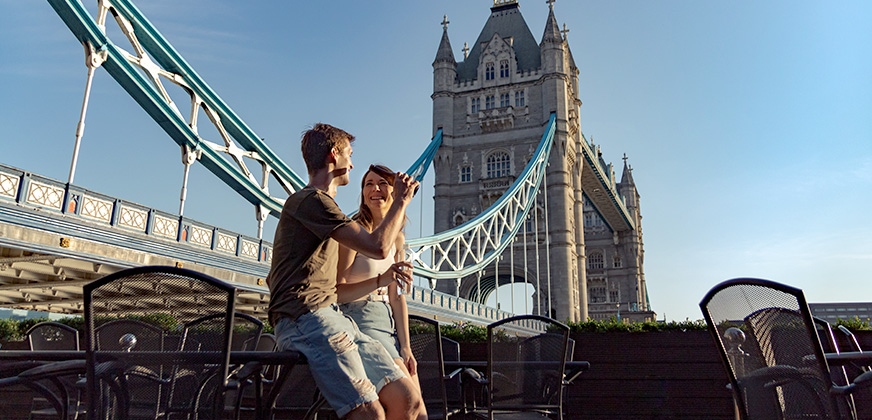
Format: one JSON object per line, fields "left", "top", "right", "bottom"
{"left": 274, "top": 304, "right": 405, "bottom": 417}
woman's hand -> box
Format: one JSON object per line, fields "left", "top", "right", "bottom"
{"left": 400, "top": 346, "right": 418, "bottom": 376}
{"left": 377, "top": 261, "right": 413, "bottom": 291}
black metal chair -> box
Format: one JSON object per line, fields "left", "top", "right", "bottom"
{"left": 700, "top": 278, "right": 872, "bottom": 420}
{"left": 267, "top": 361, "right": 335, "bottom": 420}
{"left": 815, "top": 317, "right": 857, "bottom": 420}
{"left": 837, "top": 325, "right": 871, "bottom": 373}
{"left": 228, "top": 333, "right": 278, "bottom": 420}
{"left": 440, "top": 336, "right": 464, "bottom": 417}
{"left": 465, "top": 315, "right": 570, "bottom": 420}
{"left": 82, "top": 265, "right": 251, "bottom": 420}
{"left": 25, "top": 321, "right": 84, "bottom": 420}
{"left": 93, "top": 319, "right": 167, "bottom": 420}
{"left": 408, "top": 314, "right": 464, "bottom": 419}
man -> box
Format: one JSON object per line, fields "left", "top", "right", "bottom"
{"left": 267, "top": 123, "right": 425, "bottom": 420}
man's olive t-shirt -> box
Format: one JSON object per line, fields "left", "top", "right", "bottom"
{"left": 267, "top": 186, "right": 352, "bottom": 326}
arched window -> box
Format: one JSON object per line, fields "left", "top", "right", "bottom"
{"left": 588, "top": 251, "right": 604, "bottom": 270}
{"left": 485, "top": 62, "right": 495, "bottom": 80}
{"left": 613, "top": 253, "right": 622, "bottom": 268}
{"left": 486, "top": 151, "right": 510, "bottom": 178}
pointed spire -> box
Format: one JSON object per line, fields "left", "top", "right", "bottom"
{"left": 434, "top": 15, "right": 456, "bottom": 64}
{"left": 542, "top": 0, "right": 562, "bottom": 44}
{"left": 621, "top": 153, "right": 636, "bottom": 185}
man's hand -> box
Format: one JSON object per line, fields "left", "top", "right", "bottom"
{"left": 391, "top": 172, "right": 419, "bottom": 204}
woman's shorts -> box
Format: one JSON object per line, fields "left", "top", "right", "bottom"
{"left": 340, "top": 300, "right": 401, "bottom": 360}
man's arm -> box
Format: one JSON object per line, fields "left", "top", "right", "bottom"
{"left": 331, "top": 172, "right": 417, "bottom": 259}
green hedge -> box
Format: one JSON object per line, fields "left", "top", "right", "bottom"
{"left": 3, "top": 315, "right": 868, "bottom": 342}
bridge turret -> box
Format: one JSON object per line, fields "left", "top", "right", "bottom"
{"left": 433, "top": 15, "right": 458, "bottom": 95}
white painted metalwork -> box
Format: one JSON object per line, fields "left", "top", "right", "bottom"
{"left": 26, "top": 181, "right": 64, "bottom": 210}
{"left": 118, "top": 205, "right": 147, "bottom": 231}
{"left": 0, "top": 171, "right": 19, "bottom": 198}
{"left": 405, "top": 114, "right": 555, "bottom": 280}
{"left": 81, "top": 195, "right": 113, "bottom": 223}
{"left": 152, "top": 215, "right": 177, "bottom": 238}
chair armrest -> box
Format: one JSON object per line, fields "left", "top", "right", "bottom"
{"left": 226, "top": 361, "right": 263, "bottom": 390}
{"left": 461, "top": 368, "right": 487, "bottom": 385}
{"left": 445, "top": 367, "right": 464, "bottom": 380}
{"left": 16, "top": 359, "right": 85, "bottom": 380}
{"left": 564, "top": 362, "right": 589, "bottom": 384}
{"left": 833, "top": 369, "right": 872, "bottom": 395}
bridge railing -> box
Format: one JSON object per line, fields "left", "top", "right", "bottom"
{"left": 0, "top": 163, "right": 273, "bottom": 267}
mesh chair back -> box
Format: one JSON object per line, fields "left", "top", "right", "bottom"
{"left": 256, "top": 333, "right": 278, "bottom": 382}
{"left": 27, "top": 321, "right": 79, "bottom": 351}
{"left": 270, "top": 364, "right": 333, "bottom": 419}
{"left": 84, "top": 266, "right": 238, "bottom": 420}
{"left": 408, "top": 315, "right": 448, "bottom": 419}
{"left": 700, "top": 278, "right": 840, "bottom": 420}
{"left": 487, "top": 315, "right": 569, "bottom": 419}
{"left": 96, "top": 319, "right": 167, "bottom": 420}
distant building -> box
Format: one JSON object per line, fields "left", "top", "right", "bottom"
{"left": 809, "top": 302, "right": 872, "bottom": 324}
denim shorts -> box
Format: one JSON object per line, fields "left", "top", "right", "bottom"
{"left": 340, "top": 300, "right": 401, "bottom": 359}
{"left": 274, "top": 304, "right": 405, "bottom": 417}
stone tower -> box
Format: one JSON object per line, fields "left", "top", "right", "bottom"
{"left": 431, "top": 0, "right": 652, "bottom": 322}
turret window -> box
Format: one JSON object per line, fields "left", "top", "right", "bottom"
{"left": 613, "top": 254, "right": 622, "bottom": 268}
{"left": 485, "top": 95, "right": 495, "bottom": 110}
{"left": 470, "top": 97, "right": 481, "bottom": 113}
{"left": 460, "top": 165, "right": 472, "bottom": 183}
{"left": 500, "top": 93, "right": 510, "bottom": 108}
{"left": 485, "top": 62, "right": 495, "bottom": 81}
{"left": 515, "top": 91, "right": 525, "bottom": 107}
{"left": 486, "top": 151, "right": 510, "bottom": 178}
{"left": 499, "top": 60, "right": 509, "bottom": 78}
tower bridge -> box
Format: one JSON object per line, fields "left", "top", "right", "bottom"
{"left": 0, "top": 0, "right": 654, "bottom": 324}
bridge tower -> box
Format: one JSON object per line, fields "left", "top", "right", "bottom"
{"left": 431, "top": 0, "right": 652, "bottom": 322}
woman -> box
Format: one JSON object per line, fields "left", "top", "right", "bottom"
{"left": 336, "top": 164, "right": 425, "bottom": 403}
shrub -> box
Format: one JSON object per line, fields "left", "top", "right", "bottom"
{"left": 566, "top": 317, "right": 708, "bottom": 333}
{"left": 0, "top": 318, "right": 21, "bottom": 341}
{"left": 835, "top": 317, "right": 871, "bottom": 331}
{"left": 440, "top": 322, "right": 488, "bottom": 343}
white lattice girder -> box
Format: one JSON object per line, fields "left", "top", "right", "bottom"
{"left": 405, "top": 114, "right": 556, "bottom": 279}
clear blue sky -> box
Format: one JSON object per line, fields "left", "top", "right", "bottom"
{"left": 1, "top": 1, "right": 870, "bottom": 322}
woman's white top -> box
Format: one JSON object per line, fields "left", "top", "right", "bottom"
{"left": 346, "top": 244, "right": 395, "bottom": 300}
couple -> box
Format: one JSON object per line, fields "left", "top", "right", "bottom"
{"left": 267, "top": 123, "right": 426, "bottom": 420}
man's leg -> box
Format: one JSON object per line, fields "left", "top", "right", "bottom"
{"left": 274, "top": 306, "right": 384, "bottom": 419}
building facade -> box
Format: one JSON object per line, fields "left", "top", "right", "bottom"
{"left": 431, "top": 0, "right": 653, "bottom": 322}
{"left": 810, "top": 303, "right": 872, "bottom": 324}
